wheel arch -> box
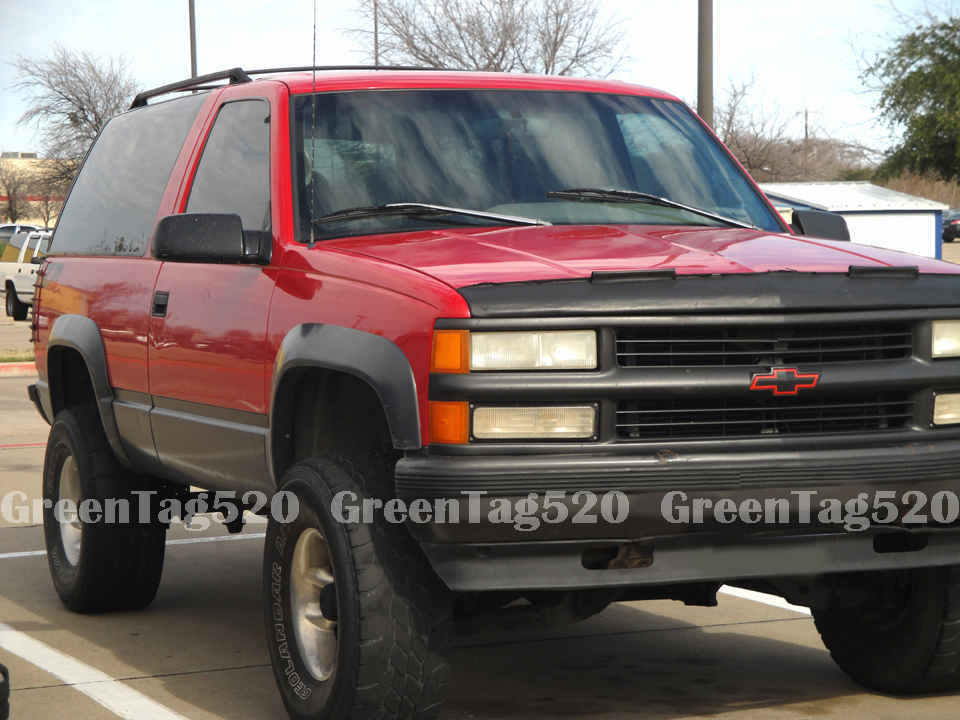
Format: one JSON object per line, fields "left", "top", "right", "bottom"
{"left": 269, "top": 324, "right": 422, "bottom": 484}
{"left": 44, "top": 314, "right": 130, "bottom": 466}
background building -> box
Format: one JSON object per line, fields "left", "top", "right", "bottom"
{"left": 761, "top": 181, "right": 947, "bottom": 259}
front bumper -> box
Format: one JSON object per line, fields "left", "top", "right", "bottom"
{"left": 398, "top": 437, "right": 960, "bottom": 544}
{"left": 398, "top": 440, "right": 960, "bottom": 591}
{"left": 420, "top": 531, "right": 960, "bottom": 592}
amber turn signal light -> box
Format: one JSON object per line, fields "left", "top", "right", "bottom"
{"left": 429, "top": 401, "right": 469, "bottom": 444}
{"left": 431, "top": 330, "right": 470, "bottom": 373}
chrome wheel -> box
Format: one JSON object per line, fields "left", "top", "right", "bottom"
{"left": 58, "top": 455, "right": 82, "bottom": 566}
{"left": 290, "top": 527, "right": 338, "bottom": 682}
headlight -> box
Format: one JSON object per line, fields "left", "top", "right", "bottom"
{"left": 470, "top": 331, "right": 597, "bottom": 370}
{"left": 934, "top": 393, "right": 960, "bottom": 425}
{"left": 472, "top": 405, "right": 596, "bottom": 439}
{"left": 933, "top": 320, "right": 960, "bottom": 358}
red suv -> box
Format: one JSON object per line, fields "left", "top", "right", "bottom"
{"left": 29, "top": 66, "right": 960, "bottom": 718}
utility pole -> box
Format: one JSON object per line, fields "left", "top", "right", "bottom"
{"left": 188, "top": 0, "right": 198, "bottom": 79}
{"left": 697, "top": 0, "right": 714, "bottom": 126}
{"left": 373, "top": 0, "right": 380, "bottom": 66}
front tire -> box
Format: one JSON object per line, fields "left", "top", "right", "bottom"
{"left": 42, "top": 406, "right": 167, "bottom": 613}
{"left": 0, "top": 662, "right": 8, "bottom": 720}
{"left": 264, "top": 457, "right": 451, "bottom": 719}
{"left": 814, "top": 566, "right": 960, "bottom": 693}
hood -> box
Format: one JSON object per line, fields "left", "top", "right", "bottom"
{"left": 325, "top": 224, "right": 960, "bottom": 288}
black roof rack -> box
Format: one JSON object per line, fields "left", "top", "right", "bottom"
{"left": 129, "top": 65, "right": 456, "bottom": 109}
{"left": 244, "top": 65, "right": 448, "bottom": 75}
{"left": 129, "top": 67, "right": 252, "bottom": 109}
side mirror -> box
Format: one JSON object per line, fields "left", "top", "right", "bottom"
{"left": 153, "top": 213, "right": 271, "bottom": 264}
{"left": 790, "top": 209, "right": 850, "bottom": 242}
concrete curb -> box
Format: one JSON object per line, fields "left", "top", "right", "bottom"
{"left": 0, "top": 362, "right": 37, "bottom": 378}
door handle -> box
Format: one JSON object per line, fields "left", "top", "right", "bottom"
{"left": 152, "top": 291, "right": 170, "bottom": 317}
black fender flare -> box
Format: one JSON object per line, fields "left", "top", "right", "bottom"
{"left": 269, "top": 324, "right": 422, "bottom": 478}
{"left": 43, "top": 314, "right": 130, "bottom": 466}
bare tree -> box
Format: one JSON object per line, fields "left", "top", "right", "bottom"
{"left": 354, "top": 0, "right": 625, "bottom": 76}
{"left": 29, "top": 168, "right": 69, "bottom": 230}
{"left": 716, "top": 79, "right": 877, "bottom": 182}
{"left": 12, "top": 46, "right": 137, "bottom": 184}
{"left": 0, "top": 160, "right": 30, "bottom": 223}
{"left": 716, "top": 80, "right": 796, "bottom": 181}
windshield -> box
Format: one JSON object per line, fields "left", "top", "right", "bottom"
{"left": 292, "top": 90, "right": 784, "bottom": 241}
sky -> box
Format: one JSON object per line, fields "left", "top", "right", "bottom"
{"left": 0, "top": 0, "right": 943, "bottom": 156}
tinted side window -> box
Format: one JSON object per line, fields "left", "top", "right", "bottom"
{"left": 186, "top": 100, "right": 271, "bottom": 231}
{"left": 52, "top": 94, "right": 206, "bottom": 256}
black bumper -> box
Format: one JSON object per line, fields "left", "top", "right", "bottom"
{"left": 419, "top": 531, "right": 960, "bottom": 592}
{"left": 27, "top": 382, "right": 50, "bottom": 424}
{"left": 398, "top": 439, "right": 960, "bottom": 590}
{"left": 397, "top": 438, "right": 960, "bottom": 543}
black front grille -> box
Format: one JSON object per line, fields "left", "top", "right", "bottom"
{"left": 616, "top": 322, "right": 913, "bottom": 368}
{"left": 616, "top": 393, "right": 914, "bottom": 440}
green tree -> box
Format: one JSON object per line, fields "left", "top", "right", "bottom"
{"left": 865, "top": 16, "right": 960, "bottom": 179}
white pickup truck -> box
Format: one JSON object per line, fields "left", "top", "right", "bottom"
{"left": 2, "top": 230, "right": 50, "bottom": 321}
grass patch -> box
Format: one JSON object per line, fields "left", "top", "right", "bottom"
{"left": 0, "top": 349, "right": 34, "bottom": 363}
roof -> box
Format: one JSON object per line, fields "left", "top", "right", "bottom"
{"left": 272, "top": 70, "right": 679, "bottom": 100}
{"left": 760, "top": 181, "right": 948, "bottom": 212}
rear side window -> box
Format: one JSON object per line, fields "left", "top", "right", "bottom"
{"left": 51, "top": 94, "right": 206, "bottom": 256}
{"left": 186, "top": 100, "right": 271, "bottom": 231}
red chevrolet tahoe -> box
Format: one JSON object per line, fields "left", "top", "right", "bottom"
{"left": 28, "top": 66, "right": 960, "bottom": 718}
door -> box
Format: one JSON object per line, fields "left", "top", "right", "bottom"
{"left": 38, "top": 92, "right": 209, "bottom": 473}
{"left": 149, "top": 97, "right": 277, "bottom": 493}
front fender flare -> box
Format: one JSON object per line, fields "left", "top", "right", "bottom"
{"left": 270, "top": 324, "right": 422, "bottom": 469}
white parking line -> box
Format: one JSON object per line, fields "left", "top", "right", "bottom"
{"left": 0, "top": 622, "right": 189, "bottom": 719}
{"left": 0, "top": 532, "right": 266, "bottom": 561}
{"left": 165, "top": 532, "right": 265, "bottom": 546}
{"left": 0, "top": 549, "right": 45, "bottom": 560}
{"left": 0, "top": 532, "right": 268, "bottom": 717}
{"left": 720, "top": 585, "right": 812, "bottom": 615}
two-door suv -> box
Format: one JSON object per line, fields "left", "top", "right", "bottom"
{"left": 29, "top": 66, "right": 960, "bottom": 718}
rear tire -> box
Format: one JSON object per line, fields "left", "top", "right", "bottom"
{"left": 4, "top": 286, "right": 27, "bottom": 321}
{"left": 813, "top": 566, "right": 960, "bottom": 693}
{"left": 264, "top": 457, "right": 452, "bottom": 719}
{"left": 42, "top": 406, "right": 167, "bottom": 613}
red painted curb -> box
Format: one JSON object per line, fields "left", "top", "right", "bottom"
{"left": 0, "top": 362, "right": 37, "bottom": 378}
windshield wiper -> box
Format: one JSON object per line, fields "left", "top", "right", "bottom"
{"left": 546, "top": 188, "right": 757, "bottom": 230}
{"left": 312, "top": 202, "right": 550, "bottom": 228}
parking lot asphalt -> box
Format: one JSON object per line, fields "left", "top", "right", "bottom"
{"left": 0, "top": 316, "right": 31, "bottom": 361}
{"left": 4, "top": 245, "right": 960, "bottom": 718}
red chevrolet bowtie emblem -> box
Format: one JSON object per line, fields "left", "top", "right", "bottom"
{"left": 749, "top": 367, "right": 820, "bottom": 396}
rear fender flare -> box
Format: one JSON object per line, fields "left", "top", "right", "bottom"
{"left": 44, "top": 314, "right": 129, "bottom": 466}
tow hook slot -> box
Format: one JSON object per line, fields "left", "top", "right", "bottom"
{"left": 582, "top": 542, "right": 654, "bottom": 570}
{"left": 873, "top": 532, "right": 928, "bottom": 554}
